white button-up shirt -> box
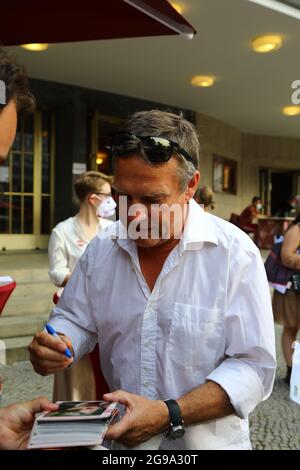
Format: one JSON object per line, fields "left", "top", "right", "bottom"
{"left": 49, "top": 199, "right": 276, "bottom": 450}
{"left": 48, "top": 216, "right": 113, "bottom": 287}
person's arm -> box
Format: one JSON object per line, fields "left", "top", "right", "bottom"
{"left": 29, "top": 243, "right": 98, "bottom": 375}
{"left": 104, "top": 241, "right": 276, "bottom": 447}
{"left": 0, "top": 397, "right": 58, "bottom": 450}
{"left": 205, "top": 243, "right": 276, "bottom": 418}
{"left": 48, "top": 229, "right": 71, "bottom": 287}
{"left": 280, "top": 224, "right": 300, "bottom": 270}
{"left": 104, "top": 381, "right": 233, "bottom": 447}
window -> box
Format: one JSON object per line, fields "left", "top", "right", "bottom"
{"left": 212, "top": 155, "right": 237, "bottom": 195}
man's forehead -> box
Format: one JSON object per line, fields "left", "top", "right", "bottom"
{"left": 112, "top": 180, "right": 171, "bottom": 197}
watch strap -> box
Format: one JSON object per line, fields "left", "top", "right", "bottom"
{"left": 163, "top": 399, "right": 183, "bottom": 427}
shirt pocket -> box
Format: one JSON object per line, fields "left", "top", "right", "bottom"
{"left": 168, "top": 302, "right": 224, "bottom": 371}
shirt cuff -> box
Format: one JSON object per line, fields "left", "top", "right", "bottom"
{"left": 206, "top": 357, "right": 265, "bottom": 419}
{"left": 49, "top": 269, "right": 70, "bottom": 288}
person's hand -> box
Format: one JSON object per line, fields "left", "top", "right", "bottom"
{"left": 0, "top": 397, "right": 59, "bottom": 450}
{"left": 104, "top": 390, "right": 170, "bottom": 448}
{"left": 28, "top": 331, "right": 74, "bottom": 376}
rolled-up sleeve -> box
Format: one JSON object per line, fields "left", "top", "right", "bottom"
{"left": 48, "top": 229, "right": 71, "bottom": 287}
{"left": 207, "top": 243, "right": 276, "bottom": 419}
{"left": 48, "top": 244, "right": 97, "bottom": 362}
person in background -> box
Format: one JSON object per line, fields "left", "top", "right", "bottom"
{"left": 0, "top": 398, "right": 58, "bottom": 450}
{"left": 48, "top": 171, "right": 115, "bottom": 402}
{"left": 275, "top": 195, "right": 298, "bottom": 218}
{"left": 0, "top": 47, "right": 57, "bottom": 450}
{"left": 0, "top": 48, "right": 35, "bottom": 163}
{"left": 272, "top": 213, "right": 300, "bottom": 384}
{"left": 239, "top": 196, "right": 262, "bottom": 236}
{"left": 194, "top": 185, "right": 215, "bottom": 212}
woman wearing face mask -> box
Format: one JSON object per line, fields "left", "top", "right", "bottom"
{"left": 48, "top": 171, "right": 116, "bottom": 401}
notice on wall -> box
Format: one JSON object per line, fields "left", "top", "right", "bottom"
{"left": 72, "top": 163, "right": 87, "bottom": 175}
{"left": 0, "top": 166, "right": 9, "bottom": 183}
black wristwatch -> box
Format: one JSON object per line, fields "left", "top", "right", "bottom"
{"left": 163, "top": 399, "right": 185, "bottom": 440}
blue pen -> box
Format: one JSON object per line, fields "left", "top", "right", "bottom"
{"left": 45, "top": 323, "right": 72, "bottom": 359}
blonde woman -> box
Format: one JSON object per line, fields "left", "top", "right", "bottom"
{"left": 48, "top": 171, "right": 115, "bottom": 401}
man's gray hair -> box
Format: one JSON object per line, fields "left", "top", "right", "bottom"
{"left": 123, "top": 110, "right": 200, "bottom": 191}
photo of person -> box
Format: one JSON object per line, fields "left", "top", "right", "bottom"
{"left": 45, "top": 401, "right": 111, "bottom": 418}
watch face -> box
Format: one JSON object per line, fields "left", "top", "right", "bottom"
{"left": 173, "top": 426, "right": 185, "bottom": 439}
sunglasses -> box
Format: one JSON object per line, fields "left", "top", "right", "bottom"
{"left": 110, "top": 132, "right": 195, "bottom": 166}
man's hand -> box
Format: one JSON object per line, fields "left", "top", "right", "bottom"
{"left": 0, "top": 397, "right": 59, "bottom": 450}
{"left": 28, "top": 331, "right": 74, "bottom": 376}
{"left": 104, "top": 390, "right": 170, "bottom": 448}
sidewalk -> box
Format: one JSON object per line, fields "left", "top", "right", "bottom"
{"left": 0, "top": 325, "right": 299, "bottom": 449}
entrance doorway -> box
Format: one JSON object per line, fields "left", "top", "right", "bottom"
{"left": 260, "top": 168, "right": 299, "bottom": 216}
{"left": 271, "top": 172, "right": 294, "bottom": 216}
{"left": 89, "top": 111, "right": 124, "bottom": 173}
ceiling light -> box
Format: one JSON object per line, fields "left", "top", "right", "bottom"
{"left": 191, "top": 76, "right": 215, "bottom": 87}
{"left": 251, "top": 35, "right": 283, "bottom": 53}
{"left": 96, "top": 152, "right": 107, "bottom": 165}
{"left": 282, "top": 105, "right": 300, "bottom": 116}
{"left": 21, "top": 44, "right": 49, "bottom": 52}
{"left": 169, "top": 2, "right": 184, "bottom": 14}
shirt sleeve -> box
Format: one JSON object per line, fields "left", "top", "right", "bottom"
{"left": 48, "top": 229, "right": 71, "bottom": 287}
{"left": 48, "top": 243, "right": 98, "bottom": 361}
{"left": 207, "top": 241, "right": 276, "bottom": 419}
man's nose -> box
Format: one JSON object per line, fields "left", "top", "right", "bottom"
{"left": 127, "top": 203, "right": 148, "bottom": 223}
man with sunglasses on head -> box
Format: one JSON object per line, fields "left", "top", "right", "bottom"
{"left": 29, "top": 110, "right": 276, "bottom": 450}
{"left": 0, "top": 48, "right": 59, "bottom": 450}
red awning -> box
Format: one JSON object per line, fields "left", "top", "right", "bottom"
{"left": 1, "top": 0, "right": 196, "bottom": 46}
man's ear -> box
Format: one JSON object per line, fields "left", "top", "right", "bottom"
{"left": 185, "top": 171, "right": 200, "bottom": 201}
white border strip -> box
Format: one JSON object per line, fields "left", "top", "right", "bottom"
{"left": 0, "top": 340, "right": 6, "bottom": 365}
{"left": 247, "top": 0, "right": 300, "bottom": 20}
{"left": 122, "top": 0, "right": 195, "bottom": 39}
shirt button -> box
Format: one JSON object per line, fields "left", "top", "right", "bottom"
{"left": 144, "top": 382, "right": 151, "bottom": 389}
{"left": 144, "top": 341, "right": 150, "bottom": 347}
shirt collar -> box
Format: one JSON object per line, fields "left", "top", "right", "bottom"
{"left": 98, "top": 198, "right": 218, "bottom": 252}
{"left": 179, "top": 198, "right": 218, "bottom": 252}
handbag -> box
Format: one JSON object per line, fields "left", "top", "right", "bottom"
{"left": 264, "top": 241, "right": 293, "bottom": 286}
{"left": 291, "top": 273, "right": 300, "bottom": 293}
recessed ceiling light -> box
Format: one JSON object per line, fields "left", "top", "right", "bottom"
{"left": 21, "top": 44, "right": 49, "bottom": 52}
{"left": 251, "top": 35, "right": 283, "bottom": 53}
{"left": 169, "top": 2, "right": 184, "bottom": 15}
{"left": 282, "top": 105, "right": 300, "bottom": 116}
{"left": 191, "top": 76, "right": 215, "bottom": 87}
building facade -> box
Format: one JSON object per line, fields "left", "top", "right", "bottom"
{"left": 0, "top": 78, "right": 299, "bottom": 250}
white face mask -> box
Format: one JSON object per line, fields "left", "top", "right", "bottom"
{"left": 96, "top": 196, "right": 117, "bottom": 218}
{"left": 256, "top": 203, "right": 262, "bottom": 211}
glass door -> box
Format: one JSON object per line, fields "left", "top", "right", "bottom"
{"left": 0, "top": 110, "right": 54, "bottom": 250}
{"left": 89, "top": 111, "right": 124, "bottom": 173}
{"left": 259, "top": 168, "right": 272, "bottom": 216}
